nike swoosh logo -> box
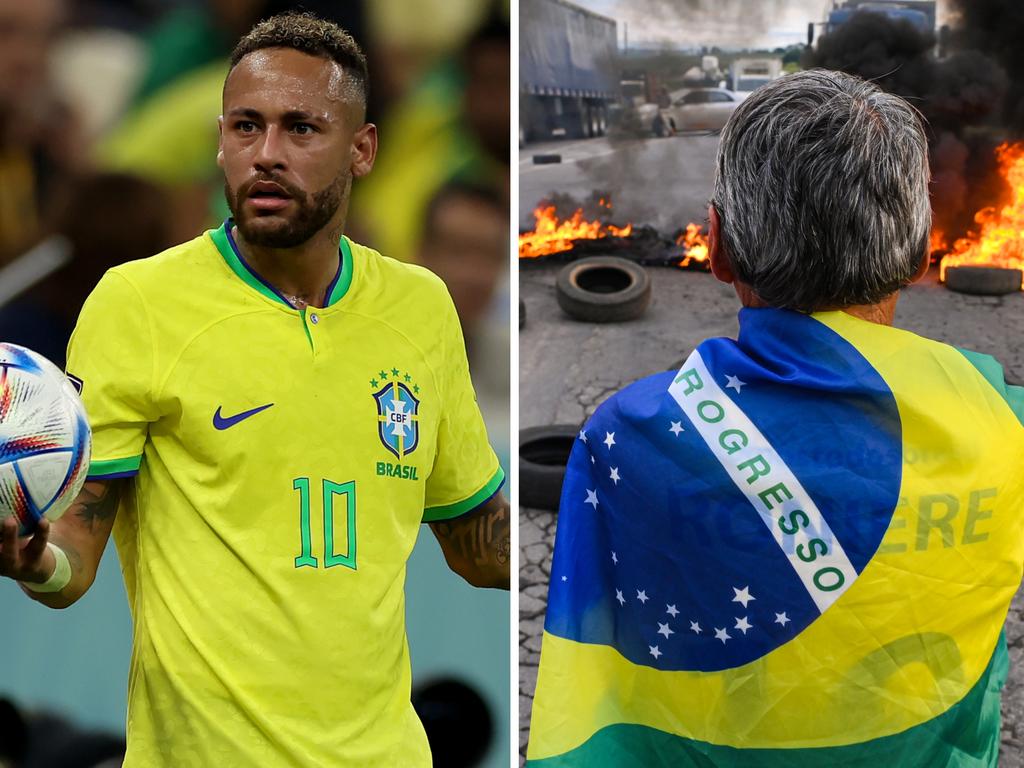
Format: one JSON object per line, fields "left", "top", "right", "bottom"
{"left": 213, "top": 403, "right": 274, "bottom": 430}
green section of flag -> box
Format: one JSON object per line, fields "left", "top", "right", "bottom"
{"left": 957, "top": 348, "right": 1024, "bottom": 427}
{"left": 528, "top": 632, "right": 1006, "bottom": 768}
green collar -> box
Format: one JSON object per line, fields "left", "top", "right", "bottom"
{"left": 209, "top": 219, "right": 354, "bottom": 308}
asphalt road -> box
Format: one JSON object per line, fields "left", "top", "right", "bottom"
{"left": 517, "top": 135, "right": 1024, "bottom": 765}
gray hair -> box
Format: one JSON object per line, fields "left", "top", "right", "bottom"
{"left": 712, "top": 69, "right": 931, "bottom": 311}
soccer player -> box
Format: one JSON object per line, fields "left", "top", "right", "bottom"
{"left": 0, "top": 13, "right": 509, "bottom": 766}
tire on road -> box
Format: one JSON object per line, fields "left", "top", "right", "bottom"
{"left": 944, "top": 266, "right": 1023, "bottom": 296}
{"left": 520, "top": 424, "right": 580, "bottom": 511}
{"left": 556, "top": 256, "right": 652, "bottom": 323}
{"left": 532, "top": 153, "right": 562, "bottom": 165}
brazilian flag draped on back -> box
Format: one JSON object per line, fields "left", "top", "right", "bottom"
{"left": 527, "top": 308, "right": 1024, "bottom": 768}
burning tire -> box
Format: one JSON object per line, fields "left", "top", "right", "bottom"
{"left": 556, "top": 256, "right": 652, "bottom": 322}
{"left": 520, "top": 425, "right": 579, "bottom": 511}
{"left": 944, "top": 266, "right": 1023, "bottom": 296}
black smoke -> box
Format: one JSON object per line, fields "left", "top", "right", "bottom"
{"left": 803, "top": 11, "right": 935, "bottom": 96}
{"left": 949, "top": 0, "right": 1024, "bottom": 131}
{"left": 802, "top": 11, "right": 1007, "bottom": 133}
{"left": 929, "top": 51, "right": 1010, "bottom": 131}
{"left": 803, "top": 9, "right": 1012, "bottom": 245}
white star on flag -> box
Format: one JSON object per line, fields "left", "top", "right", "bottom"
{"left": 637, "top": 589, "right": 649, "bottom": 604}
{"left": 611, "top": 551, "right": 618, "bottom": 564}
{"left": 732, "top": 586, "right": 756, "bottom": 608}
{"left": 669, "top": 421, "right": 684, "bottom": 436}
{"left": 604, "top": 432, "right": 616, "bottom": 449}
{"left": 561, "top": 576, "right": 567, "bottom": 582}
{"left": 649, "top": 645, "right": 662, "bottom": 659}
{"left": 714, "top": 627, "right": 731, "bottom": 644}
{"left": 609, "top": 467, "right": 620, "bottom": 484}
{"left": 579, "top": 429, "right": 587, "bottom": 443}
{"left": 725, "top": 374, "right": 746, "bottom": 393}
{"left": 734, "top": 616, "right": 752, "bottom": 634}
{"left": 615, "top": 589, "right": 625, "bottom": 605}
{"left": 585, "top": 489, "right": 599, "bottom": 508}
{"left": 775, "top": 612, "right": 790, "bottom": 627}
{"left": 666, "top": 604, "right": 679, "bottom": 618}
{"left": 690, "top": 621, "right": 702, "bottom": 634}
{"left": 657, "top": 622, "right": 674, "bottom": 638}
{"left": 590, "top": 455, "right": 595, "bottom": 464}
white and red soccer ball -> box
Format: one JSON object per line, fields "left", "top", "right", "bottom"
{"left": 0, "top": 343, "right": 91, "bottom": 535}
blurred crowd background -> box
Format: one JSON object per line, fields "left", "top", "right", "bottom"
{"left": 0, "top": 1, "right": 510, "bottom": 766}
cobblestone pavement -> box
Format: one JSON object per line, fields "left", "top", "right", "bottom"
{"left": 518, "top": 262, "right": 1024, "bottom": 765}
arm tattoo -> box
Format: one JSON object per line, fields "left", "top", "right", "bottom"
{"left": 29, "top": 481, "right": 123, "bottom": 605}
{"left": 432, "top": 495, "right": 510, "bottom": 587}
{"left": 73, "top": 482, "right": 123, "bottom": 535}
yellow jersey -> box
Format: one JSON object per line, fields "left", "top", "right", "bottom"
{"left": 65, "top": 221, "right": 504, "bottom": 766}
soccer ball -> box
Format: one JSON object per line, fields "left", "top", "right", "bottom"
{"left": 0, "top": 343, "right": 91, "bottom": 535}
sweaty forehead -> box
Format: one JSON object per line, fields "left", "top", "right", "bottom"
{"left": 224, "top": 47, "right": 353, "bottom": 113}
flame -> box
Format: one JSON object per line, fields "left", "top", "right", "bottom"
{"left": 939, "top": 142, "right": 1024, "bottom": 287}
{"left": 519, "top": 206, "right": 632, "bottom": 258}
{"left": 930, "top": 230, "right": 947, "bottom": 253}
{"left": 676, "top": 223, "right": 710, "bottom": 268}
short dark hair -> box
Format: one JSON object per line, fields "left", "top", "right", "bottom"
{"left": 229, "top": 12, "right": 368, "bottom": 105}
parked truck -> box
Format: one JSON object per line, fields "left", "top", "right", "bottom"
{"left": 825, "top": 0, "right": 935, "bottom": 37}
{"left": 520, "top": 0, "right": 619, "bottom": 143}
{"left": 730, "top": 57, "right": 783, "bottom": 95}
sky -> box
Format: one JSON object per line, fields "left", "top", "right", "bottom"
{"left": 570, "top": 0, "right": 950, "bottom": 51}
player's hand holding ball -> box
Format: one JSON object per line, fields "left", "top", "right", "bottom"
{"left": 0, "top": 516, "right": 53, "bottom": 585}
{"left": 0, "top": 343, "right": 91, "bottom": 588}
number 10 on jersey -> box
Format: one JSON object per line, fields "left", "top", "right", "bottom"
{"left": 293, "top": 477, "right": 357, "bottom": 570}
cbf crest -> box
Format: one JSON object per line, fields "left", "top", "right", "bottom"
{"left": 370, "top": 367, "right": 421, "bottom": 460}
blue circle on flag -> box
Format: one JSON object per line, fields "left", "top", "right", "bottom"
{"left": 544, "top": 309, "right": 902, "bottom": 671}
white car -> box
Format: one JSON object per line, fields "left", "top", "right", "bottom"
{"left": 663, "top": 88, "right": 744, "bottom": 133}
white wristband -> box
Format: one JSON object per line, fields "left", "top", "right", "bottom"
{"left": 21, "top": 543, "right": 72, "bottom": 593}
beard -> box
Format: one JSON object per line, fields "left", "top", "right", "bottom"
{"left": 225, "top": 169, "right": 349, "bottom": 248}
